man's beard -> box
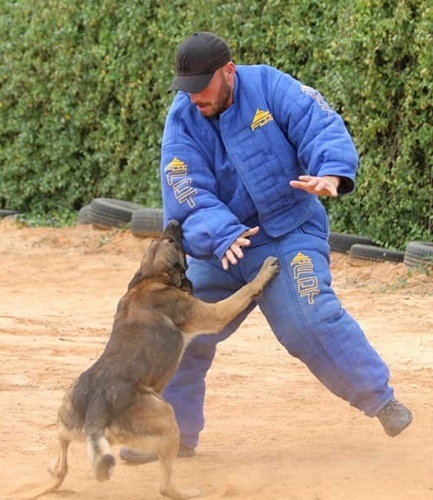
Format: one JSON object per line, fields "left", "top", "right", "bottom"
{"left": 199, "top": 78, "right": 232, "bottom": 118}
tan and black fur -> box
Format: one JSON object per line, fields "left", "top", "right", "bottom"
{"left": 25, "top": 219, "right": 279, "bottom": 500}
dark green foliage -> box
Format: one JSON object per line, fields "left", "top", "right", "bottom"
{"left": 0, "top": 0, "right": 179, "bottom": 212}
{"left": 0, "top": 0, "right": 431, "bottom": 247}
{"left": 318, "top": 0, "right": 433, "bottom": 247}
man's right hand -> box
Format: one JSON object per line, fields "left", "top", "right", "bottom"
{"left": 221, "top": 226, "right": 260, "bottom": 270}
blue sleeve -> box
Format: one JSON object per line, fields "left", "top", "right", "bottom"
{"left": 160, "top": 105, "right": 248, "bottom": 260}
{"left": 271, "top": 71, "right": 359, "bottom": 194}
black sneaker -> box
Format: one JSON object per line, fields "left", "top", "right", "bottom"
{"left": 119, "top": 444, "right": 196, "bottom": 464}
{"left": 376, "top": 399, "right": 413, "bottom": 437}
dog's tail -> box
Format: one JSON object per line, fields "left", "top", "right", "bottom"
{"left": 85, "top": 397, "right": 116, "bottom": 482}
{"left": 4, "top": 438, "right": 69, "bottom": 500}
{"left": 6, "top": 475, "right": 67, "bottom": 500}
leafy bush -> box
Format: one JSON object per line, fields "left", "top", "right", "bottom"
{"left": 0, "top": 0, "right": 431, "bottom": 246}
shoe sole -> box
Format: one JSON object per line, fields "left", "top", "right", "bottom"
{"left": 119, "top": 446, "right": 195, "bottom": 464}
{"left": 385, "top": 413, "right": 413, "bottom": 437}
{"left": 119, "top": 447, "right": 157, "bottom": 464}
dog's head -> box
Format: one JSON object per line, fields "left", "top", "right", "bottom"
{"left": 128, "top": 220, "right": 192, "bottom": 292}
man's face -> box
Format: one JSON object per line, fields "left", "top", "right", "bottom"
{"left": 189, "top": 64, "right": 234, "bottom": 118}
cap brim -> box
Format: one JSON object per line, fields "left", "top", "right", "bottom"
{"left": 168, "top": 72, "right": 214, "bottom": 93}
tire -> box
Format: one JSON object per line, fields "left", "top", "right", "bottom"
{"left": 88, "top": 198, "right": 145, "bottom": 229}
{"left": 404, "top": 241, "right": 433, "bottom": 269}
{"left": 349, "top": 244, "right": 405, "bottom": 263}
{"left": 131, "top": 208, "right": 164, "bottom": 237}
{"left": 0, "top": 209, "right": 20, "bottom": 218}
{"left": 77, "top": 205, "right": 92, "bottom": 225}
{"left": 329, "top": 232, "right": 377, "bottom": 253}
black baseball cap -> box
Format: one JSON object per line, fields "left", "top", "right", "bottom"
{"left": 168, "top": 32, "right": 232, "bottom": 93}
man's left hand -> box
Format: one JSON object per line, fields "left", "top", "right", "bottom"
{"left": 290, "top": 175, "right": 341, "bottom": 197}
{"left": 221, "top": 226, "right": 259, "bottom": 270}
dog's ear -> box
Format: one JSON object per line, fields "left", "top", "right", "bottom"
{"left": 167, "top": 263, "right": 185, "bottom": 289}
{"left": 127, "top": 269, "right": 144, "bottom": 290}
{"left": 181, "top": 276, "right": 193, "bottom": 294}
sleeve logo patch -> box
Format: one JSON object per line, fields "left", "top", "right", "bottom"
{"left": 300, "top": 85, "right": 333, "bottom": 116}
{"left": 164, "top": 157, "right": 198, "bottom": 208}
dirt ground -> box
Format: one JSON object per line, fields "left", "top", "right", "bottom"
{"left": 0, "top": 217, "right": 432, "bottom": 500}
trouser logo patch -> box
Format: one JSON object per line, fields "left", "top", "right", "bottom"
{"left": 291, "top": 252, "right": 320, "bottom": 305}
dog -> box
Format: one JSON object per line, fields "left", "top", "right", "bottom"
{"left": 24, "top": 219, "right": 279, "bottom": 500}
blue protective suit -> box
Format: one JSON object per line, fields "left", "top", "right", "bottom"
{"left": 160, "top": 65, "right": 393, "bottom": 448}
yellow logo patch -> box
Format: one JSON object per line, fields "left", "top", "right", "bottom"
{"left": 164, "top": 157, "right": 198, "bottom": 208}
{"left": 251, "top": 109, "right": 274, "bottom": 130}
{"left": 290, "top": 252, "right": 320, "bottom": 305}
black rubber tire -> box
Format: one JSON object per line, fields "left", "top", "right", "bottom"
{"left": 349, "top": 244, "right": 405, "bottom": 263}
{"left": 131, "top": 208, "right": 164, "bottom": 237}
{"left": 329, "top": 232, "right": 377, "bottom": 253}
{"left": 403, "top": 241, "right": 433, "bottom": 269}
{"left": 88, "top": 198, "right": 145, "bottom": 229}
{"left": 0, "top": 209, "right": 20, "bottom": 218}
{"left": 77, "top": 205, "right": 92, "bottom": 225}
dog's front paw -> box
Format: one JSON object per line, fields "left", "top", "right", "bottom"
{"left": 253, "top": 256, "right": 279, "bottom": 292}
{"left": 261, "top": 256, "right": 280, "bottom": 280}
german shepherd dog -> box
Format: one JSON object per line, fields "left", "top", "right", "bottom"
{"left": 23, "top": 220, "right": 279, "bottom": 500}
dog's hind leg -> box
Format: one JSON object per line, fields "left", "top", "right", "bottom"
{"left": 120, "top": 393, "right": 200, "bottom": 499}
{"left": 150, "top": 401, "right": 200, "bottom": 500}
{"left": 85, "top": 398, "right": 115, "bottom": 481}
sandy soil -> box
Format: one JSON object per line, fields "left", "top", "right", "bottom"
{"left": 0, "top": 217, "right": 432, "bottom": 500}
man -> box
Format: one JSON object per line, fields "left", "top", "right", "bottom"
{"left": 121, "top": 32, "right": 412, "bottom": 463}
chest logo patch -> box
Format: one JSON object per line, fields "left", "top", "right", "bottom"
{"left": 251, "top": 109, "right": 274, "bottom": 131}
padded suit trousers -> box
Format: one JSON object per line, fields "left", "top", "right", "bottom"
{"left": 163, "top": 212, "right": 394, "bottom": 449}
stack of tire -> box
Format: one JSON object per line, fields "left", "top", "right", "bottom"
{"left": 78, "top": 198, "right": 163, "bottom": 238}
{"left": 403, "top": 241, "right": 433, "bottom": 270}
{"left": 76, "top": 203, "right": 433, "bottom": 268}
{"left": 329, "top": 231, "right": 433, "bottom": 270}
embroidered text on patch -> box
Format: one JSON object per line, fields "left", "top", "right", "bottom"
{"left": 165, "top": 157, "right": 198, "bottom": 208}
{"left": 251, "top": 109, "right": 274, "bottom": 130}
{"left": 301, "top": 85, "right": 333, "bottom": 116}
{"left": 290, "top": 252, "right": 320, "bottom": 305}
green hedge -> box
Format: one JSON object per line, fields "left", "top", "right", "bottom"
{"left": 0, "top": 0, "right": 431, "bottom": 248}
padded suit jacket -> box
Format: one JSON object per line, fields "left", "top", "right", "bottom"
{"left": 160, "top": 64, "right": 359, "bottom": 261}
